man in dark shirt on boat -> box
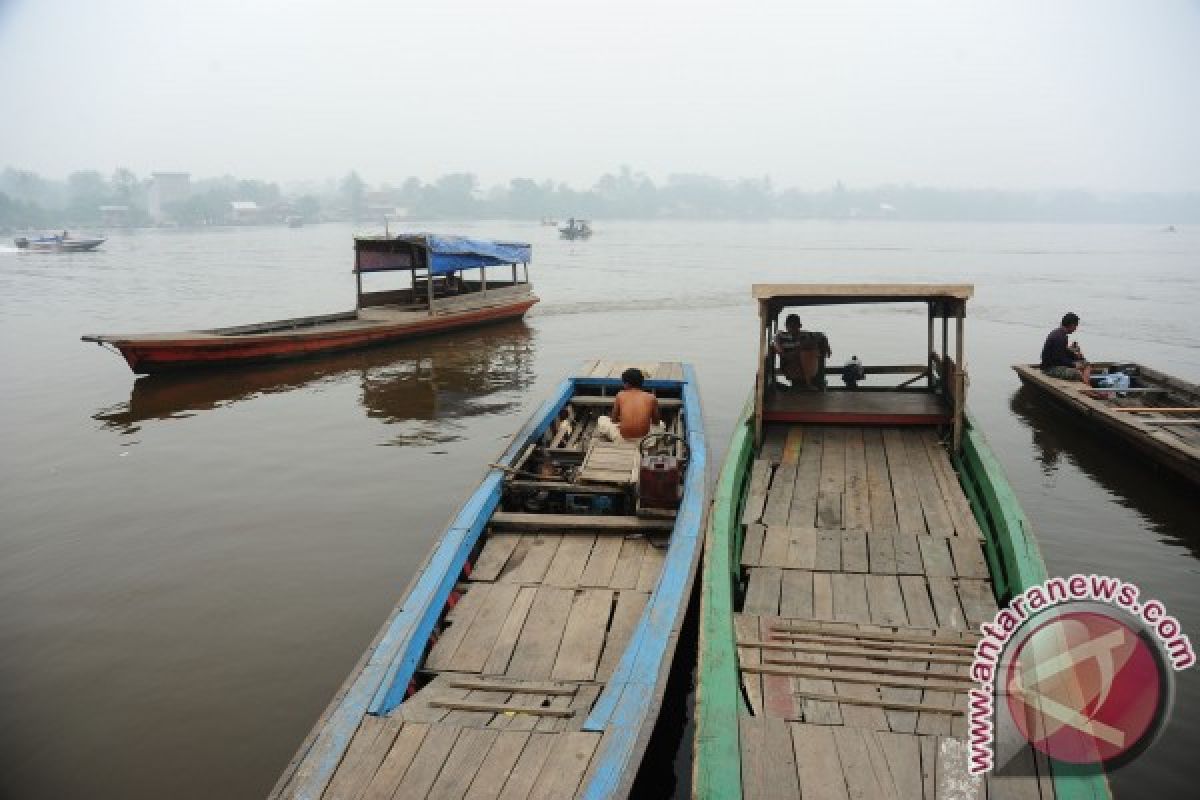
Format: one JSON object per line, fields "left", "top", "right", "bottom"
{"left": 597, "top": 367, "right": 662, "bottom": 442}
{"left": 1040, "top": 312, "right": 1091, "bottom": 385}
{"left": 773, "top": 314, "right": 832, "bottom": 390}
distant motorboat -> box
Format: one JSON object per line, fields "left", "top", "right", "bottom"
{"left": 540, "top": 216, "right": 558, "bottom": 226}
{"left": 558, "top": 217, "right": 593, "bottom": 240}
{"left": 14, "top": 232, "right": 106, "bottom": 252}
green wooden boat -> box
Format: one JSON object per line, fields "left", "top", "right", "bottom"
{"left": 693, "top": 284, "right": 1111, "bottom": 800}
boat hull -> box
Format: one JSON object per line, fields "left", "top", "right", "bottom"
{"left": 90, "top": 298, "right": 538, "bottom": 374}
{"left": 1014, "top": 363, "right": 1200, "bottom": 486}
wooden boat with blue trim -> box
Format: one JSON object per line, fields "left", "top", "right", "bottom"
{"left": 270, "top": 361, "right": 706, "bottom": 800}
{"left": 693, "top": 285, "right": 1109, "bottom": 800}
{"left": 82, "top": 234, "right": 537, "bottom": 374}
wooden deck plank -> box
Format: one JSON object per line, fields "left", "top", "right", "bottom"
{"left": 759, "top": 522, "right": 793, "bottom": 568}
{"left": 817, "top": 427, "right": 846, "bottom": 528}
{"left": 843, "top": 428, "right": 872, "bottom": 531}
{"left": 779, "top": 569, "right": 814, "bottom": 619}
{"left": 763, "top": 717, "right": 802, "bottom": 799}
{"left": 760, "top": 424, "right": 787, "bottom": 462}
{"left": 814, "top": 530, "right": 842, "bottom": 571}
{"left": 785, "top": 527, "right": 818, "bottom": 570}
{"left": 743, "top": 567, "right": 782, "bottom": 616}
{"left": 494, "top": 733, "right": 556, "bottom": 800}
{"left": 894, "top": 534, "right": 924, "bottom": 575}
{"left": 322, "top": 715, "right": 396, "bottom": 800}
{"left": 391, "top": 725, "right": 463, "bottom": 799}
{"left": 360, "top": 723, "right": 431, "bottom": 800}
{"left": 812, "top": 572, "right": 833, "bottom": 620}
{"left": 762, "top": 463, "right": 798, "bottom": 526}
{"left": 578, "top": 535, "right": 622, "bottom": 587}
{"left": 861, "top": 729, "right": 905, "bottom": 800}
{"left": 471, "top": 534, "right": 521, "bottom": 582}
{"left": 541, "top": 534, "right": 597, "bottom": 588}
{"left": 426, "top": 727, "right": 499, "bottom": 800}
{"left": 788, "top": 427, "right": 824, "bottom": 528}
{"left": 863, "top": 429, "right": 900, "bottom": 535}
{"left": 552, "top": 589, "right": 614, "bottom": 681}
{"left": 426, "top": 584, "right": 493, "bottom": 671}
{"left": 635, "top": 541, "right": 666, "bottom": 592}
{"left": 947, "top": 537, "right": 989, "bottom": 581}
{"left": 791, "top": 723, "right": 851, "bottom": 800}
{"left": 608, "top": 537, "right": 646, "bottom": 589}
{"left": 482, "top": 587, "right": 538, "bottom": 676}
{"left": 841, "top": 530, "right": 869, "bottom": 573}
{"left": 920, "top": 429, "right": 985, "bottom": 540}
{"left": 918, "top": 536, "right": 957, "bottom": 577}
{"left": 903, "top": 429, "right": 956, "bottom": 538}
{"left": 505, "top": 587, "right": 574, "bottom": 680}
{"left": 462, "top": 731, "right": 532, "bottom": 800}
{"left": 869, "top": 533, "right": 898, "bottom": 574}
{"left": 597, "top": 590, "right": 648, "bottom": 681}
{"left": 449, "top": 583, "right": 524, "bottom": 673}
{"left": 741, "top": 460, "right": 775, "bottom": 526}
{"left": 955, "top": 579, "right": 997, "bottom": 629}
{"left": 867, "top": 576, "right": 921, "bottom": 733}
{"left": 526, "top": 731, "right": 600, "bottom": 800}
{"left": 738, "top": 717, "right": 767, "bottom": 800}
{"left": 498, "top": 535, "right": 562, "bottom": 585}
{"left": 741, "top": 524, "right": 766, "bottom": 567}
{"left": 882, "top": 429, "right": 927, "bottom": 536}
{"left": 831, "top": 573, "right": 870, "bottom": 623}
{"left": 834, "top": 727, "right": 890, "bottom": 799}
{"left": 899, "top": 576, "right": 939, "bottom": 629}
{"left": 874, "top": 731, "right": 925, "bottom": 799}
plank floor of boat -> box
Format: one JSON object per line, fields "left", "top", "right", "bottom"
{"left": 737, "top": 424, "right": 1055, "bottom": 800}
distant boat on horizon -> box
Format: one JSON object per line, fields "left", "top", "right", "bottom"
{"left": 15, "top": 232, "right": 106, "bottom": 252}
{"left": 559, "top": 217, "right": 593, "bottom": 240}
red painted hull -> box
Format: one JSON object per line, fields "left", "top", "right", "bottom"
{"left": 113, "top": 299, "right": 537, "bottom": 374}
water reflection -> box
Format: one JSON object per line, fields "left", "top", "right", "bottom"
{"left": 1008, "top": 386, "right": 1199, "bottom": 556}
{"left": 93, "top": 321, "right": 536, "bottom": 443}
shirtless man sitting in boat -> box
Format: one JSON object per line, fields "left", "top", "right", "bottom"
{"left": 774, "top": 314, "right": 832, "bottom": 390}
{"left": 597, "top": 367, "right": 662, "bottom": 442}
{"left": 1040, "top": 312, "right": 1092, "bottom": 386}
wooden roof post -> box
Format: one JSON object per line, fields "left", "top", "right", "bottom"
{"left": 927, "top": 301, "right": 934, "bottom": 389}
{"left": 354, "top": 247, "right": 362, "bottom": 311}
{"left": 754, "top": 299, "right": 767, "bottom": 447}
{"left": 426, "top": 263, "right": 435, "bottom": 316}
{"left": 953, "top": 304, "right": 966, "bottom": 452}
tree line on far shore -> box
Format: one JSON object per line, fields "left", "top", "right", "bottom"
{"left": 3, "top": 165, "right": 1197, "bottom": 229}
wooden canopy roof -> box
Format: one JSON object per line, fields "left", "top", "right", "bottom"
{"left": 752, "top": 283, "right": 973, "bottom": 316}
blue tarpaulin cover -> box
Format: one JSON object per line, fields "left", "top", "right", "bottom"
{"left": 425, "top": 235, "right": 531, "bottom": 275}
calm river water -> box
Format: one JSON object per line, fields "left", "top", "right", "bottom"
{"left": 1, "top": 221, "right": 1197, "bottom": 799}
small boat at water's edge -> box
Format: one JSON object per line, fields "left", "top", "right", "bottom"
{"left": 1014, "top": 362, "right": 1200, "bottom": 486}
{"left": 82, "top": 234, "right": 537, "bottom": 374}
{"left": 270, "top": 361, "right": 706, "bottom": 800}
{"left": 693, "top": 285, "right": 1110, "bottom": 799}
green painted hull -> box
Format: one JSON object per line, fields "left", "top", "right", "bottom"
{"left": 692, "top": 397, "right": 1110, "bottom": 799}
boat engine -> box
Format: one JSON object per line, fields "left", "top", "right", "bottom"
{"left": 637, "top": 433, "right": 688, "bottom": 510}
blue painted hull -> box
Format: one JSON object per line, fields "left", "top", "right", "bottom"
{"left": 271, "top": 365, "right": 707, "bottom": 800}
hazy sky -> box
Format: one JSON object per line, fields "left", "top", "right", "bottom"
{"left": 2, "top": 0, "right": 1198, "bottom": 191}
